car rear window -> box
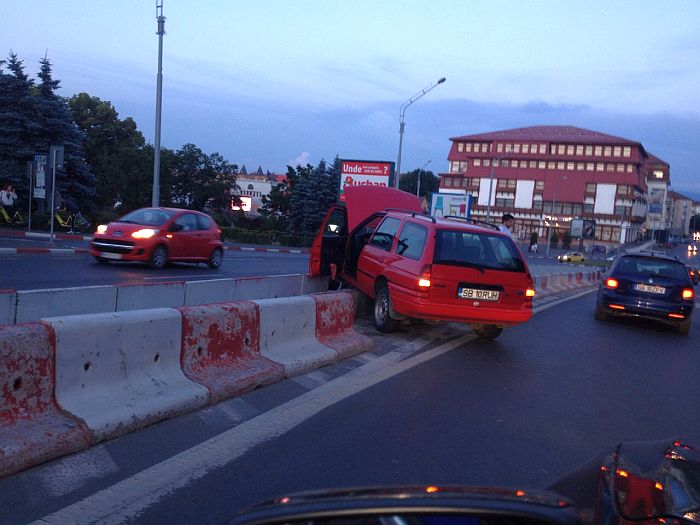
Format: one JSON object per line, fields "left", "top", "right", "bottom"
{"left": 615, "top": 256, "right": 688, "bottom": 280}
{"left": 118, "top": 208, "right": 175, "bottom": 226}
{"left": 434, "top": 229, "right": 525, "bottom": 272}
{"left": 395, "top": 222, "right": 428, "bottom": 260}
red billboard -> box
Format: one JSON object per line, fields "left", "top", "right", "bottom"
{"left": 339, "top": 159, "right": 394, "bottom": 201}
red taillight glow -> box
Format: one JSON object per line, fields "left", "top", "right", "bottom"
{"left": 425, "top": 486, "right": 439, "bottom": 493}
{"left": 609, "top": 304, "right": 625, "bottom": 310}
{"left": 605, "top": 278, "right": 619, "bottom": 289}
{"left": 682, "top": 288, "right": 694, "bottom": 300}
{"left": 417, "top": 265, "right": 431, "bottom": 289}
{"left": 617, "top": 469, "right": 629, "bottom": 478}
{"left": 668, "top": 313, "right": 685, "bottom": 319}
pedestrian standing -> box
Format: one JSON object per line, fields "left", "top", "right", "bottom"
{"left": 499, "top": 213, "right": 515, "bottom": 237}
{"left": 1, "top": 183, "right": 18, "bottom": 211}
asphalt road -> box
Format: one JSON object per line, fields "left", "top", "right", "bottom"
{"left": 3, "top": 289, "right": 699, "bottom": 524}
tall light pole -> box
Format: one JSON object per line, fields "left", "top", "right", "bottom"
{"left": 152, "top": 0, "right": 166, "bottom": 207}
{"left": 416, "top": 159, "right": 431, "bottom": 197}
{"left": 546, "top": 175, "right": 567, "bottom": 256}
{"left": 395, "top": 77, "right": 446, "bottom": 188}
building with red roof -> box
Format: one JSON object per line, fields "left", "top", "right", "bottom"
{"left": 440, "top": 125, "right": 669, "bottom": 248}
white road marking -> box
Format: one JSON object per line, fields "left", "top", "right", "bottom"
{"left": 32, "top": 333, "right": 475, "bottom": 525}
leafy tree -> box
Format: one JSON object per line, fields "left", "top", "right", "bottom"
{"left": 399, "top": 169, "right": 439, "bottom": 197}
{"left": 34, "top": 57, "right": 95, "bottom": 208}
{"left": 68, "top": 92, "right": 151, "bottom": 211}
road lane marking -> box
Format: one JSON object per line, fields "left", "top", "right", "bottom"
{"left": 32, "top": 333, "right": 475, "bottom": 525}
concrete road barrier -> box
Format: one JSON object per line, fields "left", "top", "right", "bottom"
{"left": 313, "top": 291, "right": 373, "bottom": 360}
{"left": 116, "top": 281, "right": 186, "bottom": 311}
{"left": 0, "top": 290, "right": 16, "bottom": 325}
{"left": 184, "top": 278, "right": 237, "bottom": 306}
{"left": 16, "top": 285, "right": 117, "bottom": 323}
{"left": 254, "top": 296, "right": 337, "bottom": 377}
{"left": 0, "top": 323, "right": 91, "bottom": 478}
{"left": 234, "top": 274, "right": 303, "bottom": 301}
{"left": 179, "top": 302, "right": 284, "bottom": 403}
{"left": 43, "top": 309, "right": 210, "bottom": 443}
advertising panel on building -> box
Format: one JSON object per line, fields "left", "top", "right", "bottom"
{"left": 431, "top": 193, "right": 472, "bottom": 218}
{"left": 339, "top": 159, "right": 394, "bottom": 201}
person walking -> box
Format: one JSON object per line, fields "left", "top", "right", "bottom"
{"left": 499, "top": 213, "right": 515, "bottom": 237}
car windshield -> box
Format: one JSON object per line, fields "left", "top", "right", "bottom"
{"left": 434, "top": 229, "right": 525, "bottom": 272}
{"left": 615, "top": 256, "right": 688, "bottom": 280}
{"left": 117, "top": 208, "right": 175, "bottom": 226}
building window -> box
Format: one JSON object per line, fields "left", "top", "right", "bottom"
{"left": 572, "top": 203, "right": 582, "bottom": 215}
{"left": 529, "top": 160, "right": 537, "bottom": 168}
{"left": 596, "top": 163, "right": 604, "bottom": 171}
{"left": 567, "top": 162, "right": 575, "bottom": 170}
{"left": 576, "top": 162, "right": 584, "bottom": 170}
{"left": 567, "top": 145, "right": 574, "bottom": 155}
{"left": 520, "top": 160, "right": 527, "bottom": 168}
{"left": 522, "top": 144, "right": 529, "bottom": 154}
{"left": 586, "top": 183, "right": 597, "bottom": 193}
{"left": 604, "top": 146, "right": 612, "bottom": 157}
{"left": 538, "top": 161, "right": 546, "bottom": 169}
{"left": 505, "top": 144, "right": 513, "bottom": 153}
{"left": 584, "top": 203, "right": 594, "bottom": 213}
{"left": 616, "top": 163, "right": 625, "bottom": 172}
{"left": 532, "top": 200, "right": 543, "bottom": 210}
{"left": 496, "top": 198, "right": 515, "bottom": 207}
{"left": 548, "top": 161, "right": 555, "bottom": 169}
{"left": 653, "top": 170, "right": 664, "bottom": 179}
{"left": 557, "top": 161, "right": 565, "bottom": 170}
{"left": 623, "top": 146, "right": 631, "bottom": 157}
{"left": 618, "top": 185, "right": 628, "bottom": 195}
{"left": 539, "top": 144, "right": 546, "bottom": 154}
{"left": 535, "top": 180, "right": 545, "bottom": 190}
{"left": 585, "top": 145, "right": 593, "bottom": 156}
{"left": 558, "top": 144, "right": 565, "bottom": 155}
{"left": 474, "top": 159, "right": 481, "bottom": 166}
{"left": 627, "top": 164, "right": 633, "bottom": 173}
{"left": 586, "top": 162, "right": 594, "bottom": 171}
{"left": 465, "top": 143, "right": 472, "bottom": 152}
{"left": 594, "top": 146, "right": 602, "bottom": 156}
{"left": 576, "top": 145, "right": 583, "bottom": 155}
{"left": 550, "top": 144, "right": 557, "bottom": 155}
{"left": 484, "top": 143, "right": 491, "bottom": 152}
{"left": 606, "top": 163, "right": 614, "bottom": 171}
{"left": 497, "top": 143, "right": 503, "bottom": 152}
{"left": 497, "top": 179, "right": 507, "bottom": 189}
{"left": 472, "top": 178, "right": 480, "bottom": 186}
{"left": 461, "top": 177, "right": 469, "bottom": 188}
{"left": 507, "top": 179, "right": 516, "bottom": 189}
{"left": 457, "top": 142, "right": 464, "bottom": 152}
{"left": 444, "top": 177, "right": 453, "bottom": 187}
{"left": 514, "top": 144, "right": 520, "bottom": 153}
{"left": 501, "top": 160, "right": 509, "bottom": 168}
{"left": 613, "top": 146, "right": 621, "bottom": 157}
{"left": 484, "top": 159, "right": 491, "bottom": 167}
{"left": 474, "top": 143, "right": 481, "bottom": 153}
{"left": 562, "top": 203, "right": 572, "bottom": 215}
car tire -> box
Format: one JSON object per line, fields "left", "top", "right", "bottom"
{"left": 594, "top": 304, "right": 608, "bottom": 321}
{"left": 676, "top": 318, "right": 691, "bottom": 335}
{"left": 374, "top": 285, "right": 398, "bottom": 333}
{"left": 207, "top": 248, "right": 223, "bottom": 269}
{"left": 150, "top": 245, "right": 168, "bottom": 269}
{"left": 473, "top": 324, "right": 503, "bottom": 340}
{"left": 94, "top": 256, "right": 110, "bottom": 265}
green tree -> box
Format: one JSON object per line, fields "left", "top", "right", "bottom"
{"left": 399, "top": 168, "right": 439, "bottom": 197}
{"left": 68, "top": 92, "right": 151, "bottom": 211}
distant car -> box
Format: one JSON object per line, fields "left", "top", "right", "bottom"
{"left": 689, "top": 243, "right": 698, "bottom": 253}
{"left": 688, "top": 266, "right": 699, "bottom": 285}
{"left": 595, "top": 252, "right": 695, "bottom": 334}
{"left": 310, "top": 186, "right": 535, "bottom": 339}
{"left": 89, "top": 207, "right": 224, "bottom": 269}
{"left": 557, "top": 251, "right": 584, "bottom": 263}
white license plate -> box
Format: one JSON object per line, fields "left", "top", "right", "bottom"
{"left": 100, "top": 252, "right": 122, "bottom": 260}
{"left": 634, "top": 283, "right": 665, "bottom": 294}
{"left": 459, "top": 288, "right": 500, "bottom": 301}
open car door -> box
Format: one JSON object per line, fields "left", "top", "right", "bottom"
{"left": 309, "top": 186, "right": 422, "bottom": 277}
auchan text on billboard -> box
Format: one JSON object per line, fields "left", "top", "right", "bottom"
{"left": 339, "top": 159, "right": 393, "bottom": 201}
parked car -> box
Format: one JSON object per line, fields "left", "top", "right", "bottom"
{"left": 310, "top": 186, "right": 535, "bottom": 339}
{"left": 595, "top": 252, "right": 695, "bottom": 334}
{"left": 90, "top": 207, "right": 224, "bottom": 269}
{"left": 557, "top": 251, "right": 584, "bottom": 263}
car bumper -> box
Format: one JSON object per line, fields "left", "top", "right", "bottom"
{"left": 89, "top": 238, "right": 153, "bottom": 262}
{"left": 389, "top": 285, "right": 533, "bottom": 326}
{"left": 597, "top": 289, "right": 694, "bottom": 322}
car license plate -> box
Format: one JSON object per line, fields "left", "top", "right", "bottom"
{"left": 458, "top": 288, "right": 499, "bottom": 301}
{"left": 100, "top": 252, "right": 122, "bottom": 260}
{"left": 634, "top": 283, "right": 665, "bottom": 294}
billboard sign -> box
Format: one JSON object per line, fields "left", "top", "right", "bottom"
{"left": 582, "top": 219, "right": 596, "bottom": 239}
{"left": 430, "top": 193, "right": 472, "bottom": 218}
{"left": 33, "top": 154, "right": 47, "bottom": 199}
{"left": 648, "top": 188, "right": 665, "bottom": 215}
{"left": 339, "top": 159, "right": 393, "bottom": 201}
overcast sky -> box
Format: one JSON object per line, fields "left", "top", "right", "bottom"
{"left": 2, "top": 1, "right": 699, "bottom": 198}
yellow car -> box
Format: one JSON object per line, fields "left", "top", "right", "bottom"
{"left": 558, "top": 251, "right": 585, "bottom": 263}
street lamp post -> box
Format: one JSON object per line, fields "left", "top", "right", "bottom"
{"left": 395, "top": 77, "right": 446, "bottom": 188}
{"left": 152, "top": 0, "right": 166, "bottom": 207}
{"left": 546, "top": 175, "right": 567, "bottom": 257}
{"left": 416, "top": 159, "right": 431, "bottom": 197}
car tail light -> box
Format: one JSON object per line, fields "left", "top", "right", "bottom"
{"left": 669, "top": 313, "right": 686, "bottom": 319}
{"left": 682, "top": 288, "right": 694, "bottom": 300}
{"left": 609, "top": 304, "right": 625, "bottom": 310}
{"left": 525, "top": 288, "right": 535, "bottom": 299}
{"left": 605, "top": 278, "right": 619, "bottom": 289}
{"left": 417, "top": 265, "right": 431, "bottom": 289}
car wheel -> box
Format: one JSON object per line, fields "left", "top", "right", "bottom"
{"left": 676, "top": 318, "right": 691, "bottom": 335}
{"left": 594, "top": 304, "right": 608, "bottom": 321}
{"left": 207, "top": 248, "right": 223, "bottom": 269}
{"left": 473, "top": 324, "right": 503, "bottom": 340}
{"left": 150, "top": 245, "right": 168, "bottom": 269}
{"left": 374, "top": 285, "right": 398, "bottom": 333}
{"left": 94, "top": 256, "right": 110, "bottom": 265}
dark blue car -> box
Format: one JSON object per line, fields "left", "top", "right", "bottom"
{"left": 595, "top": 252, "right": 695, "bottom": 334}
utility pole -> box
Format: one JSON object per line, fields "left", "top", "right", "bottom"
{"left": 152, "top": 0, "right": 165, "bottom": 207}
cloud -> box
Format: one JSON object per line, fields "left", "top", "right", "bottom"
{"left": 289, "top": 152, "right": 311, "bottom": 167}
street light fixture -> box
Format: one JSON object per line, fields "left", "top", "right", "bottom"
{"left": 395, "top": 77, "right": 446, "bottom": 188}
{"left": 152, "top": 0, "right": 166, "bottom": 207}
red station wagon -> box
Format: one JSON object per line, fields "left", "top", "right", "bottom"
{"left": 310, "top": 186, "right": 535, "bottom": 339}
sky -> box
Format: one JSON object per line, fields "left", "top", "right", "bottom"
{"left": 2, "top": 1, "right": 700, "bottom": 199}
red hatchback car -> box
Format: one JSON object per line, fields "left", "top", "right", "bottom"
{"left": 90, "top": 207, "right": 224, "bottom": 269}
{"left": 310, "top": 186, "right": 535, "bottom": 339}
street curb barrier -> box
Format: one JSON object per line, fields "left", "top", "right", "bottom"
{"left": 178, "top": 302, "right": 285, "bottom": 403}
{"left": 43, "top": 309, "right": 210, "bottom": 443}
{"left": 0, "top": 323, "right": 91, "bottom": 478}
{"left": 254, "top": 296, "right": 338, "bottom": 377}
{"left": 313, "top": 291, "right": 373, "bottom": 360}
{"left": 184, "top": 278, "right": 237, "bottom": 306}
{"left": 16, "top": 285, "right": 117, "bottom": 323}
{"left": 116, "top": 281, "right": 186, "bottom": 311}
{"left": 233, "top": 274, "right": 303, "bottom": 301}
{"left": 534, "top": 269, "right": 601, "bottom": 298}
{"left": 0, "top": 290, "right": 16, "bottom": 325}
